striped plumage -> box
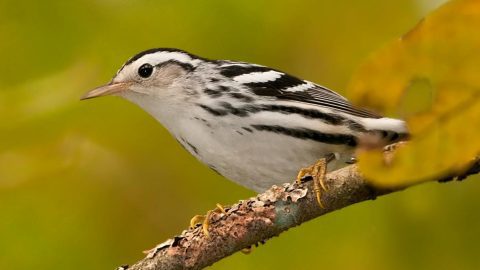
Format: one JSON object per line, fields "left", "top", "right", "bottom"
{"left": 85, "top": 48, "right": 408, "bottom": 192}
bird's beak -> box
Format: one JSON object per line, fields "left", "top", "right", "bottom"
{"left": 80, "top": 82, "right": 131, "bottom": 100}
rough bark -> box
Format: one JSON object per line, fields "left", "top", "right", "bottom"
{"left": 120, "top": 152, "right": 480, "bottom": 270}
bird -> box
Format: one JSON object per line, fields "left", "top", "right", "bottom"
{"left": 82, "top": 48, "right": 408, "bottom": 211}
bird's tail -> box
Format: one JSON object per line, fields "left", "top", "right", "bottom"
{"left": 358, "top": 117, "right": 409, "bottom": 148}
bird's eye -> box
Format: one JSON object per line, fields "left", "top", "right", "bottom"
{"left": 138, "top": 63, "right": 153, "bottom": 78}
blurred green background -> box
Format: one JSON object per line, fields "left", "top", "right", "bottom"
{"left": 1, "top": 0, "right": 479, "bottom": 269}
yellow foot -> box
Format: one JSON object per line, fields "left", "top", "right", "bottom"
{"left": 296, "top": 158, "right": 329, "bottom": 208}
{"left": 189, "top": 203, "right": 228, "bottom": 238}
{"left": 241, "top": 240, "right": 266, "bottom": 255}
{"left": 241, "top": 246, "right": 252, "bottom": 254}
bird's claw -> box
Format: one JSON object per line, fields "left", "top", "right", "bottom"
{"left": 296, "top": 158, "right": 328, "bottom": 208}
{"left": 241, "top": 240, "right": 267, "bottom": 255}
{"left": 189, "top": 203, "right": 228, "bottom": 238}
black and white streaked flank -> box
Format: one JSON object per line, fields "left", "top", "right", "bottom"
{"left": 95, "top": 48, "right": 408, "bottom": 191}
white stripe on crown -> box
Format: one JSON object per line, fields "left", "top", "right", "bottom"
{"left": 138, "top": 51, "right": 203, "bottom": 67}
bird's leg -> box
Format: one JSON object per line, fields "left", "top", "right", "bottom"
{"left": 296, "top": 156, "right": 333, "bottom": 208}
{"left": 214, "top": 203, "right": 227, "bottom": 214}
{"left": 189, "top": 203, "right": 227, "bottom": 238}
{"left": 145, "top": 209, "right": 225, "bottom": 254}
{"left": 311, "top": 158, "right": 328, "bottom": 208}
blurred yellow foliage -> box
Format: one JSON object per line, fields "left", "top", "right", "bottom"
{"left": 349, "top": 0, "right": 480, "bottom": 187}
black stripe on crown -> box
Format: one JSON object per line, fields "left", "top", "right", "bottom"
{"left": 155, "top": 60, "right": 196, "bottom": 72}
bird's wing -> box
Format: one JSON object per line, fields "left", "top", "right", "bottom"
{"left": 267, "top": 84, "right": 381, "bottom": 119}
{"left": 246, "top": 76, "right": 381, "bottom": 119}
{"left": 218, "top": 63, "right": 381, "bottom": 118}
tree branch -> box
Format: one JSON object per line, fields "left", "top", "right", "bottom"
{"left": 121, "top": 150, "right": 480, "bottom": 270}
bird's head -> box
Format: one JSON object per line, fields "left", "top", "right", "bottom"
{"left": 82, "top": 48, "right": 206, "bottom": 109}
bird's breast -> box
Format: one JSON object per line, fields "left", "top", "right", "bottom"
{"left": 170, "top": 113, "right": 353, "bottom": 192}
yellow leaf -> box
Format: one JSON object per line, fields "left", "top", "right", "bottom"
{"left": 348, "top": 0, "right": 480, "bottom": 187}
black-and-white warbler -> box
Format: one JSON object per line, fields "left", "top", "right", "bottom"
{"left": 82, "top": 48, "right": 407, "bottom": 204}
